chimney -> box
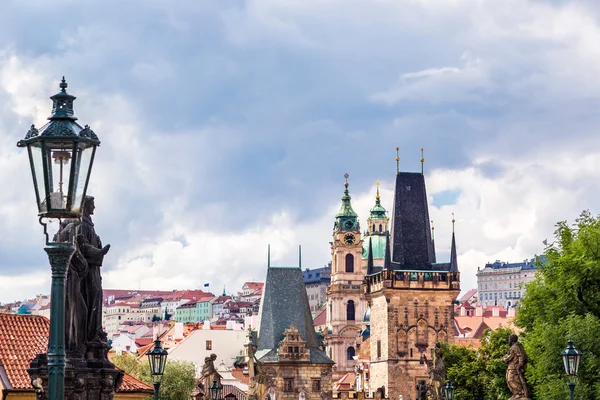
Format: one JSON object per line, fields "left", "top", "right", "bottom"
{"left": 508, "top": 307, "right": 516, "bottom": 317}
{"left": 460, "top": 305, "right": 466, "bottom": 317}
{"left": 475, "top": 306, "right": 483, "bottom": 317}
{"left": 492, "top": 307, "right": 500, "bottom": 317}
{"left": 174, "top": 322, "right": 184, "bottom": 340}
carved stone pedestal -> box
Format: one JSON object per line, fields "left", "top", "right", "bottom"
{"left": 28, "top": 354, "right": 123, "bottom": 400}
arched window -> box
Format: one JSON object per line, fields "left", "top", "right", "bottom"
{"left": 345, "top": 254, "right": 354, "bottom": 273}
{"left": 372, "top": 224, "right": 375, "bottom": 232}
{"left": 379, "top": 224, "right": 383, "bottom": 232}
{"left": 347, "top": 300, "right": 355, "bottom": 321}
{"left": 346, "top": 346, "right": 356, "bottom": 360}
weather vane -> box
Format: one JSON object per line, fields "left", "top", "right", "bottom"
{"left": 396, "top": 147, "right": 400, "bottom": 173}
{"left": 376, "top": 180, "right": 380, "bottom": 199}
{"left": 420, "top": 148, "right": 425, "bottom": 174}
{"left": 452, "top": 213, "right": 455, "bottom": 233}
{"left": 344, "top": 173, "right": 349, "bottom": 187}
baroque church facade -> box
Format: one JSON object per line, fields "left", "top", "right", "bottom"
{"left": 325, "top": 167, "right": 460, "bottom": 399}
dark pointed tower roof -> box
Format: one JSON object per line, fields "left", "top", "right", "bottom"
{"left": 256, "top": 256, "right": 333, "bottom": 364}
{"left": 384, "top": 231, "right": 393, "bottom": 271}
{"left": 366, "top": 237, "right": 375, "bottom": 275}
{"left": 449, "top": 217, "right": 458, "bottom": 272}
{"left": 390, "top": 172, "right": 435, "bottom": 269}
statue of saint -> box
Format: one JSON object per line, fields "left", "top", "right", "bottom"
{"left": 78, "top": 196, "right": 110, "bottom": 358}
{"left": 424, "top": 342, "right": 445, "bottom": 400}
{"left": 246, "top": 334, "right": 267, "bottom": 400}
{"left": 202, "top": 354, "right": 222, "bottom": 400}
{"left": 502, "top": 334, "right": 530, "bottom": 400}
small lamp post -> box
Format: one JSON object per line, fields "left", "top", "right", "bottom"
{"left": 147, "top": 340, "right": 168, "bottom": 400}
{"left": 17, "top": 77, "right": 100, "bottom": 400}
{"left": 444, "top": 380, "right": 455, "bottom": 400}
{"left": 561, "top": 339, "right": 581, "bottom": 400}
{"left": 209, "top": 379, "right": 223, "bottom": 400}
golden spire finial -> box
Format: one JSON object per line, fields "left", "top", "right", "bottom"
{"left": 452, "top": 213, "right": 455, "bottom": 233}
{"left": 396, "top": 147, "right": 400, "bottom": 173}
{"left": 420, "top": 148, "right": 425, "bottom": 174}
{"left": 344, "top": 173, "right": 349, "bottom": 188}
{"left": 375, "top": 181, "right": 380, "bottom": 199}
{"left": 431, "top": 220, "right": 435, "bottom": 239}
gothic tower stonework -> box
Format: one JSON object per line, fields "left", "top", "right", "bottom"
{"left": 365, "top": 171, "right": 460, "bottom": 399}
{"left": 326, "top": 176, "right": 367, "bottom": 381}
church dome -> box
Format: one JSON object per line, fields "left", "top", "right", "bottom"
{"left": 363, "top": 306, "right": 371, "bottom": 323}
{"left": 362, "top": 235, "right": 387, "bottom": 258}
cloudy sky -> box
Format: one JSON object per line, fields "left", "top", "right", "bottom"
{"left": 1, "top": 0, "right": 600, "bottom": 303}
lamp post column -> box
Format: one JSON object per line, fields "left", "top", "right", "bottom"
{"left": 45, "top": 243, "right": 75, "bottom": 400}
{"left": 568, "top": 381, "right": 575, "bottom": 400}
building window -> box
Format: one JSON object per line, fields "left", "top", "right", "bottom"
{"left": 284, "top": 378, "right": 294, "bottom": 392}
{"left": 347, "top": 300, "right": 355, "bottom": 321}
{"left": 345, "top": 254, "right": 354, "bottom": 273}
{"left": 312, "top": 379, "right": 321, "bottom": 392}
{"left": 377, "top": 340, "right": 381, "bottom": 359}
{"left": 379, "top": 224, "right": 382, "bottom": 232}
{"left": 347, "top": 346, "right": 355, "bottom": 360}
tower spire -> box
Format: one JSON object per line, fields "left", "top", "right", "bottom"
{"left": 299, "top": 245, "right": 302, "bottom": 269}
{"left": 384, "top": 231, "right": 393, "bottom": 271}
{"left": 335, "top": 173, "right": 358, "bottom": 232}
{"left": 268, "top": 244, "right": 271, "bottom": 268}
{"left": 367, "top": 237, "right": 375, "bottom": 275}
{"left": 420, "top": 148, "right": 425, "bottom": 174}
{"left": 450, "top": 214, "right": 458, "bottom": 272}
{"left": 396, "top": 147, "right": 400, "bottom": 173}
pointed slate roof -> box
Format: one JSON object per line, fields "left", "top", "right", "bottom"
{"left": 390, "top": 172, "right": 435, "bottom": 269}
{"left": 366, "top": 237, "right": 375, "bottom": 275}
{"left": 256, "top": 265, "right": 333, "bottom": 364}
{"left": 450, "top": 231, "right": 458, "bottom": 272}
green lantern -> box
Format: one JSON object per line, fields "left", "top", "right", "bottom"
{"left": 17, "top": 77, "right": 100, "bottom": 220}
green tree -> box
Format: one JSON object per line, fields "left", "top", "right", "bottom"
{"left": 442, "top": 327, "right": 513, "bottom": 400}
{"left": 112, "top": 352, "right": 197, "bottom": 400}
{"left": 516, "top": 211, "right": 600, "bottom": 399}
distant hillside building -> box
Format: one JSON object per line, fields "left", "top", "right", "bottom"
{"left": 477, "top": 258, "right": 541, "bottom": 308}
{"left": 302, "top": 265, "right": 331, "bottom": 316}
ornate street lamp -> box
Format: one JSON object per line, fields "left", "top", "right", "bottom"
{"left": 209, "top": 379, "right": 223, "bottom": 400}
{"left": 17, "top": 77, "right": 100, "bottom": 400}
{"left": 562, "top": 339, "right": 582, "bottom": 400}
{"left": 147, "top": 340, "right": 169, "bottom": 400}
{"left": 444, "top": 380, "right": 455, "bottom": 400}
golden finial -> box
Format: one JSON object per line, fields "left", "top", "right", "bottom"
{"left": 431, "top": 220, "right": 435, "bottom": 239}
{"left": 452, "top": 213, "right": 455, "bottom": 233}
{"left": 375, "top": 181, "right": 380, "bottom": 199}
{"left": 420, "top": 148, "right": 425, "bottom": 174}
{"left": 344, "top": 173, "right": 349, "bottom": 188}
{"left": 396, "top": 147, "right": 400, "bottom": 173}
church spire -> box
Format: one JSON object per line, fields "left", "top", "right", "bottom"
{"left": 450, "top": 214, "right": 458, "bottom": 272}
{"left": 367, "top": 237, "right": 375, "bottom": 275}
{"left": 335, "top": 173, "right": 359, "bottom": 232}
{"left": 367, "top": 181, "right": 388, "bottom": 235}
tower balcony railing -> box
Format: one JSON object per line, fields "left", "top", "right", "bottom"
{"left": 364, "top": 270, "right": 460, "bottom": 293}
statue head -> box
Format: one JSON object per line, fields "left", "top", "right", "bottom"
{"left": 509, "top": 334, "right": 518, "bottom": 346}
{"left": 210, "top": 353, "right": 217, "bottom": 361}
{"left": 83, "top": 196, "right": 95, "bottom": 216}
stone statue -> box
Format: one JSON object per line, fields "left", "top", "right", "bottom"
{"left": 246, "top": 334, "right": 268, "bottom": 400}
{"left": 78, "top": 196, "right": 110, "bottom": 359}
{"left": 503, "top": 334, "right": 530, "bottom": 400}
{"left": 425, "top": 342, "right": 446, "bottom": 400}
{"left": 57, "top": 196, "right": 110, "bottom": 361}
{"left": 202, "top": 354, "right": 222, "bottom": 400}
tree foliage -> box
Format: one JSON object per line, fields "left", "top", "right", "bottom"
{"left": 441, "top": 327, "right": 513, "bottom": 400}
{"left": 112, "top": 352, "right": 197, "bottom": 400}
{"left": 516, "top": 211, "right": 600, "bottom": 399}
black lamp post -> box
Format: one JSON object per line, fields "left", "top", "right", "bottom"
{"left": 147, "top": 340, "right": 169, "bottom": 400}
{"left": 561, "top": 339, "right": 581, "bottom": 400}
{"left": 444, "top": 380, "right": 455, "bottom": 400}
{"left": 17, "top": 77, "right": 100, "bottom": 400}
{"left": 209, "top": 379, "right": 223, "bottom": 400}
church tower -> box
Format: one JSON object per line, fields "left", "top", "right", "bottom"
{"left": 364, "top": 155, "right": 460, "bottom": 399}
{"left": 361, "top": 182, "right": 389, "bottom": 271}
{"left": 326, "top": 174, "right": 367, "bottom": 381}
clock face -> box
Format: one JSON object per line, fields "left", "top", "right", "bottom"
{"left": 344, "top": 233, "right": 356, "bottom": 245}
{"left": 344, "top": 220, "right": 355, "bottom": 230}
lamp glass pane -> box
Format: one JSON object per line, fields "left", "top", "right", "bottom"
{"left": 72, "top": 143, "right": 94, "bottom": 213}
{"left": 46, "top": 141, "right": 74, "bottom": 211}
{"left": 563, "top": 355, "right": 569, "bottom": 375}
{"left": 28, "top": 144, "right": 46, "bottom": 212}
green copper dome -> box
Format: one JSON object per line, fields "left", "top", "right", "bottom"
{"left": 334, "top": 175, "right": 359, "bottom": 232}
{"left": 369, "top": 187, "right": 387, "bottom": 220}
{"left": 362, "top": 235, "right": 387, "bottom": 259}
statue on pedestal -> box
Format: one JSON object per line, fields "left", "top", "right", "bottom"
{"left": 502, "top": 334, "right": 530, "bottom": 400}
{"left": 246, "top": 335, "right": 268, "bottom": 400}
{"left": 202, "top": 354, "right": 222, "bottom": 400}
{"left": 416, "top": 343, "right": 445, "bottom": 400}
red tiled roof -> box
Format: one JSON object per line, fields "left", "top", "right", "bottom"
{"left": 135, "top": 338, "right": 153, "bottom": 347}
{"left": 313, "top": 308, "right": 327, "bottom": 327}
{"left": 222, "top": 384, "right": 247, "bottom": 400}
{"left": 231, "top": 368, "right": 250, "bottom": 385}
{"left": 0, "top": 313, "right": 152, "bottom": 394}
{"left": 0, "top": 313, "right": 49, "bottom": 389}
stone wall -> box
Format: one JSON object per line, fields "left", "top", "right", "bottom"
{"left": 264, "top": 363, "right": 333, "bottom": 400}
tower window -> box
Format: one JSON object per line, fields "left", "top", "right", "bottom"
{"left": 345, "top": 254, "right": 354, "bottom": 273}
{"left": 373, "top": 224, "right": 375, "bottom": 232}
{"left": 347, "top": 346, "right": 355, "bottom": 360}
{"left": 377, "top": 340, "right": 381, "bottom": 359}
{"left": 284, "top": 378, "right": 294, "bottom": 392}
{"left": 379, "top": 224, "right": 382, "bottom": 232}
{"left": 347, "top": 300, "right": 355, "bottom": 321}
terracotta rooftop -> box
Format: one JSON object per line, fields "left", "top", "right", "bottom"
{"left": 0, "top": 313, "right": 49, "bottom": 389}
{"left": 0, "top": 313, "right": 152, "bottom": 394}
{"left": 231, "top": 368, "right": 250, "bottom": 385}
{"left": 313, "top": 307, "right": 327, "bottom": 327}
